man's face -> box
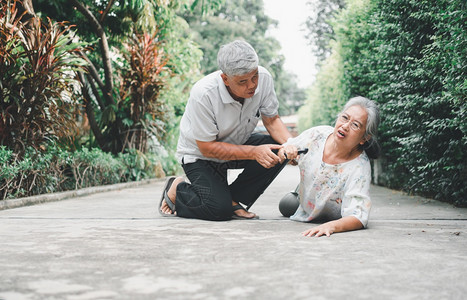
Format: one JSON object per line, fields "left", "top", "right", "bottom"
{"left": 221, "top": 68, "right": 259, "bottom": 100}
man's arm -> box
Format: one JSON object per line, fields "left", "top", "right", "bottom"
{"left": 262, "top": 115, "right": 293, "bottom": 144}
{"left": 196, "top": 140, "right": 282, "bottom": 168}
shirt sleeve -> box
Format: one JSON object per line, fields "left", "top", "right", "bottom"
{"left": 258, "top": 69, "right": 279, "bottom": 117}
{"left": 191, "top": 96, "right": 218, "bottom": 142}
{"left": 341, "top": 159, "right": 372, "bottom": 227}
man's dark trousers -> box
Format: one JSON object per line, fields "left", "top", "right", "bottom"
{"left": 175, "top": 134, "right": 287, "bottom": 221}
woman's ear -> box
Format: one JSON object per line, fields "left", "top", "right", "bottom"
{"left": 360, "top": 135, "right": 371, "bottom": 146}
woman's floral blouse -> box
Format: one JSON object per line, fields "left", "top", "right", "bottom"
{"left": 285, "top": 125, "right": 372, "bottom": 227}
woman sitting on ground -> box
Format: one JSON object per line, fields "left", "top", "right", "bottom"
{"left": 278, "top": 96, "right": 381, "bottom": 237}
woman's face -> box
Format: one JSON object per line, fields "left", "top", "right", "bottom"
{"left": 333, "top": 105, "right": 369, "bottom": 149}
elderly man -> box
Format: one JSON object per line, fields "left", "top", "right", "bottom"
{"left": 159, "top": 40, "right": 293, "bottom": 220}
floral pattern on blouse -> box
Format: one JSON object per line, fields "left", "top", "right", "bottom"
{"left": 285, "top": 125, "right": 372, "bottom": 227}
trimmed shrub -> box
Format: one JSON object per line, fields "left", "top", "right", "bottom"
{"left": 0, "top": 146, "right": 165, "bottom": 200}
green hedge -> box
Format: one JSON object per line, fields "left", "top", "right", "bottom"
{"left": 340, "top": 0, "right": 466, "bottom": 206}
{"left": 0, "top": 146, "right": 165, "bottom": 200}
{"left": 299, "top": 0, "right": 466, "bottom": 206}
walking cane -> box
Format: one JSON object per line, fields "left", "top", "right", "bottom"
{"left": 246, "top": 148, "right": 308, "bottom": 211}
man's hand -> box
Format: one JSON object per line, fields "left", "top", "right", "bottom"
{"left": 197, "top": 140, "right": 283, "bottom": 168}
{"left": 253, "top": 144, "right": 282, "bottom": 168}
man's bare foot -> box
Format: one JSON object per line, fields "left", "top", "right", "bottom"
{"left": 160, "top": 177, "right": 185, "bottom": 215}
{"left": 232, "top": 201, "right": 257, "bottom": 219}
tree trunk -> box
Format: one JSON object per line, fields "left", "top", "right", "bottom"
{"left": 70, "top": 0, "right": 114, "bottom": 99}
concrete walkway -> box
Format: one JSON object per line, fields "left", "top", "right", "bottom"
{"left": 0, "top": 165, "right": 466, "bottom": 300}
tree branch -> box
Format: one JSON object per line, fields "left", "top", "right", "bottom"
{"left": 78, "top": 50, "right": 113, "bottom": 107}
{"left": 85, "top": 73, "right": 106, "bottom": 111}
{"left": 70, "top": 0, "right": 114, "bottom": 101}
{"left": 78, "top": 72, "right": 106, "bottom": 149}
{"left": 100, "top": 0, "right": 117, "bottom": 23}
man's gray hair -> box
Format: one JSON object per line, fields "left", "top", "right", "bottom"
{"left": 217, "top": 40, "right": 259, "bottom": 76}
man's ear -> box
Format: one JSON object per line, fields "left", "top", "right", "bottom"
{"left": 220, "top": 73, "right": 229, "bottom": 86}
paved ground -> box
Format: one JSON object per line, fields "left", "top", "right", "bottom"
{"left": 0, "top": 165, "right": 466, "bottom": 300}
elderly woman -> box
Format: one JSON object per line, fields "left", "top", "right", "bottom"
{"left": 279, "top": 96, "right": 380, "bottom": 237}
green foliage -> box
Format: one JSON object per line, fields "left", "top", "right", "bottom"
{"left": 0, "top": 0, "right": 232, "bottom": 202}
{"left": 182, "top": 0, "right": 273, "bottom": 74}
{"left": 118, "top": 148, "right": 167, "bottom": 182}
{"left": 0, "top": 1, "right": 87, "bottom": 153}
{"left": 0, "top": 145, "right": 68, "bottom": 199}
{"left": 32, "top": 0, "right": 201, "bottom": 155}
{"left": 118, "top": 31, "right": 170, "bottom": 152}
{"left": 298, "top": 41, "right": 348, "bottom": 131}
{"left": 0, "top": 145, "right": 167, "bottom": 200}
{"left": 304, "top": 0, "right": 345, "bottom": 66}
{"left": 181, "top": 0, "right": 306, "bottom": 115}
{"left": 301, "top": 0, "right": 466, "bottom": 205}
{"left": 345, "top": 0, "right": 466, "bottom": 205}
{"left": 26, "top": 0, "right": 215, "bottom": 176}
{"left": 69, "top": 148, "right": 125, "bottom": 189}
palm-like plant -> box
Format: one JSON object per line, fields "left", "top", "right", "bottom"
{"left": 31, "top": 0, "right": 223, "bottom": 155}
{"left": 119, "top": 32, "right": 169, "bottom": 152}
{"left": 0, "top": 0, "right": 87, "bottom": 153}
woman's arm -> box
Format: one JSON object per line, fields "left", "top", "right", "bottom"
{"left": 302, "top": 216, "right": 364, "bottom": 237}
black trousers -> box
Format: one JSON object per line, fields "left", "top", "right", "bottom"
{"left": 175, "top": 134, "right": 286, "bottom": 221}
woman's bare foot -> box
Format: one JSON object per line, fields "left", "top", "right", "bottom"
{"left": 232, "top": 201, "right": 257, "bottom": 219}
{"left": 160, "top": 177, "right": 185, "bottom": 215}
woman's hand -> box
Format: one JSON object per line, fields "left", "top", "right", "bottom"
{"left": 302, "top": 222, "right": 336, "bottom": 237}
{"left": 302, "top": 217, "right": 364, "bottom": 237}
{"left": 278, "top": 145, "right": 298, "bottom": 163}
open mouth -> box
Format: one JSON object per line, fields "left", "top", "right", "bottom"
{"left": 337, "top": 130, "right": 346, "bottom": 138}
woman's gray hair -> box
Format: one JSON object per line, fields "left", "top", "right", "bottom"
{"left": 340, "top": 96, "right": 381, "bottom": 158}
{"left": 217, "top": 40, "right": 259, "bottom": 76}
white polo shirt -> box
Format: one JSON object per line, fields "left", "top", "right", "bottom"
{"left": 176, "top": 66, "right": 279, "bottom": 164}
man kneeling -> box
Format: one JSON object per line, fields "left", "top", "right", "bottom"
{"left": 158, "top": 40, "right": 292, "bottom": 221}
